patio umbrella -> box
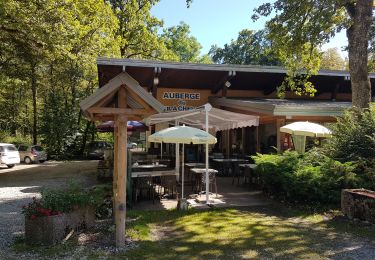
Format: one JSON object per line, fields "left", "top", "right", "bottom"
{"left": 280, "top": 121, "right": 332, "bottom": 154}
{"left": 148, "top": 125, "right": 217, "bottom": 204}
{"left": 97, "top": 121, "right": 148, "bottom": 133}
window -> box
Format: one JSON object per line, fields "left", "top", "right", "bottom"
{"left": 5, "top": 145, "right": 17, "bottom": 151}
{"left": 33, "top": 146, "right": 44, "bottom": 151}
{"left": 18, "top": 145, "right": 28, "bottom": 151}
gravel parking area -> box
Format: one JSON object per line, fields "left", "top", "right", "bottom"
{"left": 0, "top": 160, "right": 98, "bottom": 255}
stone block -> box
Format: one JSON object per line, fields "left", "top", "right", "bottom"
{"left": 341, "top": 189, "right": 375, "bottom": 224}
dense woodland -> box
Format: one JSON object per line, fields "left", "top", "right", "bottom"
{"left": 0, "top": 0, "right": 373, "bottom": 158}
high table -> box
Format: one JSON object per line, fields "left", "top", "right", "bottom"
{"left": 212, "top": 158, "right": 249, "bottom": 176}
{"left": 190, "top": 168, "right": 218, "bottom": 193}
{"left": 238, "top": 163, "right": 257, "bottom": 169}
{"left": 131, "top": 169, "right": 178, "bottom": 203}
{"left": 183, "top": 163, "right": 206, "bottom": 186}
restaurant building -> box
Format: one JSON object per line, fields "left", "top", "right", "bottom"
{"left": 96, "top": 58, "right": 375, "bottom": 157}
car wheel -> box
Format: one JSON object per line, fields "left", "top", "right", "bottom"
{"left": 6, "top": 164, "right": 15, "bottom": 168}
{"left": 132, "top": 145, "right": 136, "bottom": 149}
{"left": 24, "top": 157, "right": 32, "bottom": 164}
{"left": 39, "top": 160, "right": 45, "bottom": 163}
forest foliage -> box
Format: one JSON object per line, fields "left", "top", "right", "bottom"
{"left": 0, "top": 0, "right": 209, "bottom": 158}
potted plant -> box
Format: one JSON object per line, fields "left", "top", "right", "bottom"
{"left": 22, "top": 184, "right": 96, "bottom": 245}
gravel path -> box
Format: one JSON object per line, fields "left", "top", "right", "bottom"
{"left": 0, "top": 160, "right": 98, "bottom": 256}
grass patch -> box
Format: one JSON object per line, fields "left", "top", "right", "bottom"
{"left": 11, "top": 205, "right": 375, "bottom": 259}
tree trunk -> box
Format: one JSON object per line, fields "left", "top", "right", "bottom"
{"left": 31, "top": 62, "right": 38, "bottom": 144}
{"left": 346, "top": 0, "right": 373, "bottom": 109}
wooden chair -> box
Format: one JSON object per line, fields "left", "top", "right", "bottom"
{"left": 231, "top": 163, "right": 243, "bottom": 185}
{"left": 160, "top": 175, "right": 177, "bottom": 198}
{"left": 134, "top": 175, "right": 156, "bottom": 203}
{"left": 243, "top": 167, "right": 252, "bottom": 188}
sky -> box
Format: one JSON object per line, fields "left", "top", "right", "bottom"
{"left": 151, "top": 0, "right": 348, "bottom": 58}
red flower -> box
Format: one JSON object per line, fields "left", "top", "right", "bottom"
{"left": 31, "top": 215, "right": 37, "bottom": 220}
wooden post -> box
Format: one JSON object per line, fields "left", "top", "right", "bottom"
{"left": 115, "top": 115, "right": 127, "bottom": 247}
{"left": 241, "top": 127, "right": 245, "bottom": 156}
{"left": 276, "top": 119, "right": 285, "bottom": 152}
{"left": 256, "top": 126, "right": 260, "bottom": 153}
{"left": 113, "top": 125, "right": 118, "bottom": 225}
{"left": 116, "top": 86, "right": 128, "bottom": 248}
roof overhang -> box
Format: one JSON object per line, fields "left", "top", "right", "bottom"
{"left": 209, "top": 97, "right": 351, "bottom": 117}
{"left": 145, "top": 103, "right": 259, "bottom": 131}
{"left": 97, "top": 58, "right": 375, "bottom": 78}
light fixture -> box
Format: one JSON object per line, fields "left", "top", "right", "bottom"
{"left": 153, "top": 77, "right": 159, "bottom": 85}
{"left": 224, "top": 81, "right": 231, "bottom": 88}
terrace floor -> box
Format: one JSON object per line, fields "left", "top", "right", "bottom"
{"left": 132, "top": 177, "right": 270, "bottom": 211}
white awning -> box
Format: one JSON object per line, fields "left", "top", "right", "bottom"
{"left": 145, "top": 103, "right": 259, "bottom": 131}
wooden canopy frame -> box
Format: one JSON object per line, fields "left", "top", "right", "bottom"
{"left": 80, "top": 71, "right": 164, "bottom": 248}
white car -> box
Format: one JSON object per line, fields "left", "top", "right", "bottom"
{"left": 127, "top": 142, "right": 137, "bottom": 149}
{"left": 0, "top": 143, "right": 20, "bottom": 168}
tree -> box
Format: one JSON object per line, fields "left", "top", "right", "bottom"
{"left": 0, "top": 0, "right": 118, "bottom": 155}
{"left": 320, "top": 48, "right": 346, "bottom": 70}
{"left": 208, "top": 29, "right": 282, "bottom": 66}
{"left": 107, "top": 0, "right": 175, "bottom": 60}
{"left": 253, "top": 0, "right": 373, "bottom": 109}
{"left": 160, "top": 22, "right": 203, "bottom": 62}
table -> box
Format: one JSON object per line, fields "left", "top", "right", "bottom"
{"left": 212, "top": 158, "right": 249, "bottom": 176}
{"left": 212, "top": 158, "right": 249, "bottom": 163}
{"left": 135, "top": 159, "right": 171, "bottom": 165}
{"left": 238, "top": 163, "right": 257, "bottom": 169}
{"left": 132, "top": 164, "right": 167, "bottom": 172}
{"left": 131, "top": 170, "right": 177, "bottom": 178}
{"left": 190, "top": 168, "right": 218, "bottom": 193}
{"left": 185, "top": 163, "right": 206, "bottom": 168}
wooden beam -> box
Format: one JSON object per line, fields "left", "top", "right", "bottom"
{"left": 212, "top": 71, "right": 236, "bottom": 94}
{"left": 92, "top": 115, "right": 142, "bottom": 121}
{"left": 118, "top": 86, "right": 127, "bottom": 108}
{"left": 263, "top": 86, "right": 275, "bottom": 96}
{"left": 127, "top": 87, "right": 153, "bottom": 112}
{"left": 115, "top": 115, "right": 127, "bottom": 248}
{"left": 88, "top": 107, "right": 151, "bottom": 115}
{"left": 93, "top": 92, "right": 116, "bottom": 108}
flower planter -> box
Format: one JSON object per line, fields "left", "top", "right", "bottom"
{"left": 341, "top": 189, "right": 375, "bottom": 224}
{"left": 25, "top": 206, "right": 95, "bottom": 245}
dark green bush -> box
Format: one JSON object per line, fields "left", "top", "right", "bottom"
{"left": 253, "top": 106, "right": 375, "bottom": 205}
{"left": 253, "top": 149, "right": 364, "bottom": 205}
{"left": 41, "top": 183, "right": 97, "bottom": 213}
{"left": 324, "top": 105, "right": 375, "bottom": 162}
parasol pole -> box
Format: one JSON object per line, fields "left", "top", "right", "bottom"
{"left": 205, "top": 104, "right": 211, "bottom": 204}
{"left": 175, "top": 120, "right": 179, "bottom": 182}
{"left": 182, "top": 143, "right": 184, "bottom": 199}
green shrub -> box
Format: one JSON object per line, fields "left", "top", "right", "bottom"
{"left": 0, "top": 131, "right": 32, "bottom": 145}
{"left": 41, "top": 183, "right": 97, "bottom": 213}
{"left": 252, "top": 149, "right": 366, "bottom": 205}
{"left": 324, "top": 105, "right": 375, "bottom": 162}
